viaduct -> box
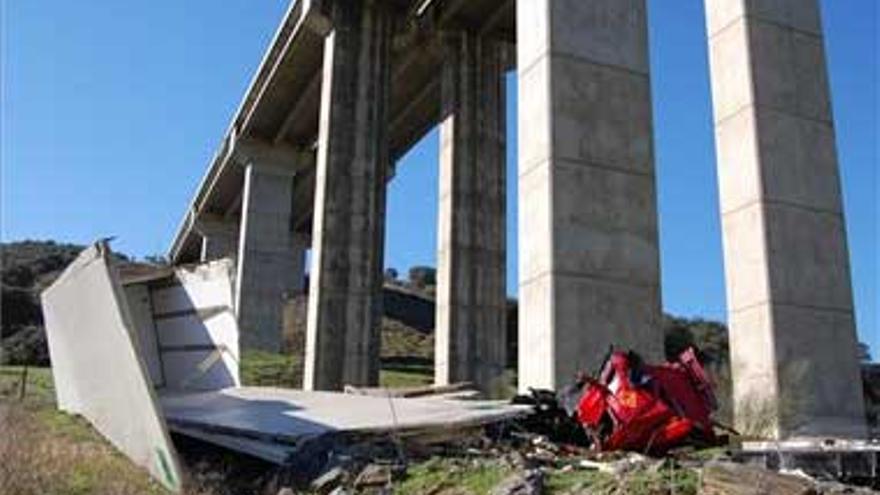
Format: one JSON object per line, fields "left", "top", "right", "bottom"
{"left": 167, "top": 0, "right": 866, "bottom": 439}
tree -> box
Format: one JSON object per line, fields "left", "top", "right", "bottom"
{"left": 859, "top": 342, "right": 872, "bottom": 362}
{"left": 143, "top": 254, "right": 168, "bottom": 265}
{"left": 408, "top": 266, "right": 436, "bottom": 288}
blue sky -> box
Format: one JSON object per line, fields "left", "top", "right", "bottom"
{"left": 3, "top": 1, "right": 876, "bottom": 353}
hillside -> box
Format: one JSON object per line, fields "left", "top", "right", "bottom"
{"left": 1, "top": 240, "right": 733, "bottom": 370}
{"left": 1, "top": 241, "right": 90, "bottom": 365}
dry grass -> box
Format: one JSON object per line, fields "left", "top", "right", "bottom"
{"left": 0, "top": 403, "right": 168, "bottom": 495}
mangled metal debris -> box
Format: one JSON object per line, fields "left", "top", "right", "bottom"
{"left": 515, "top": 347, "right": 723, "bottom": 455}
{"left": 40, "top": 241, "right": 528, "bottom": 492}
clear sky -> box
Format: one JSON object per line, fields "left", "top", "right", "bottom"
{"left": 2, "top": 1, "right": 876, "bottom": 353}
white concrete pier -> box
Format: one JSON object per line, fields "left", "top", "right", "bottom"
{"left": 705, "top": 0, "right": 866, "bottom": 438}
{"left": 515, "top": 0, "right": 664, "bottom": 391}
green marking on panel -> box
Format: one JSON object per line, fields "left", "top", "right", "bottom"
{"left": 155, "top": 447, "right": 178, "bottom": 491}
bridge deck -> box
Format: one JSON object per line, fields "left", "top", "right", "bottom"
{"left": 170, "top": 0, "right": 514, "bottom": 262}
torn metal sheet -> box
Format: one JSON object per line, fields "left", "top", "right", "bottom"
{"left": 171, "top": 425, "right": 296, "bottom": 464}
{"left": 159, "top": 387, "right": 527, "bottom": 447}
{"left": 41, "top": 242, "right": 184, "bottom": 492}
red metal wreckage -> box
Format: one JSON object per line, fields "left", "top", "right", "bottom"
{"left": 517, "top": 347, "right": 723, "bottom": 454}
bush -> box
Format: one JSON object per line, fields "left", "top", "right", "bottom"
{"left": 408, "top": 266, "right": 436, "bottom": 288}
{"left": 1, "top": 287, "right": 43, "bottom": 334}
{"left": 1, "top": 326, "right": 50, "bottom": 366}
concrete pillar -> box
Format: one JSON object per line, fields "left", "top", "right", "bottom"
{"left": 196, "top": 218, "right": 239, "bottom": 262}
{"left": 235, "top": 161, "right": 307, "bottom": 352}
{"left": 516, "top": 0, "right": 663, "bottom": 391}
{"left": 304, "top": 1, "right": 391, "bottom": 390}
{"left": 705, "top": 0, "right": 866, "bottom": 438}
{"left": 435, "top": 32, "right": 507, "bottom": 396}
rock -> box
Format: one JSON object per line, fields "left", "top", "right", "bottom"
{"left": 276, "top": 488, "right": 295, "bottom": 495}
{"left": 491, "top": 469, "right": 544, "bottom": 495}
{"left": 354, "top": 464, "right": 392, "bottom": 488}
{"left": 701, "top": 461, "right": 818, "bottom": 495}
{"left": 577, "top": 453, "right": 660, "bottom": 475}
{"left": 311, "top": 466, "right": 348, "bottom": 494}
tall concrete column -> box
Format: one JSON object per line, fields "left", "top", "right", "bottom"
{"left": 435, "top": 32, "right": 507, "bottom": 395}
{"left": 196, "top": 218, "right": 239, "bottom": 262}
{"left": 304, "top": 1, "right": 391, "bottom": 390}
{"left": 705, "top": 0, "right": 865, "bottom": 438}
{"left": 235, "top": 161, "right": 307, "bottom": 352}
{"left": 516, "top": 0, "right": 663, "bottom": 391}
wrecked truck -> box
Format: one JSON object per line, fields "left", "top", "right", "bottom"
{"left": 516, "top": 347, "right": 721, "bottom": 454}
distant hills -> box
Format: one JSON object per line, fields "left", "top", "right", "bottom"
{"left": 1, "top": 240, "right": 732, "bottom": 369}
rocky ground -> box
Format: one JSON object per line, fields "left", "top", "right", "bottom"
{"left": 3, "top": 366, "right": 877, "bottom": 495}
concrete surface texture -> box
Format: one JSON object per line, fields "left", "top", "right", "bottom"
{"left": 434, "top": 30, "right": 507, "bottom": 396}
{"left": 196, "top": 217, "right": 239, "bottom": 262}
{"left": 705, "top": 0, "right": 866, "bottom": 438}
{"left": 41, "top": 243, "right": 183, "bottom": 492}
{"left": 235, "top": 155, "right": 307, "bottom": 352}
{"left": 516, "top": 0, "right": 664, "bottom": 391}
{"left": 304, "top": 1, "right": 392, "bottom": 391}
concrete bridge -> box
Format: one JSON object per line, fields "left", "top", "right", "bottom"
{"left": 168, "top": 0, "right": 866, "bottom": 439}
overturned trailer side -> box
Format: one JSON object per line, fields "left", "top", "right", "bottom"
{"left": 41, "top": 242, "right": 241, "bottom": 492}
{"left": 41, "top": 242, "right": 185, "bottom": 492}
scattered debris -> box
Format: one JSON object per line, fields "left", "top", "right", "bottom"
{"left": 353, "top": 463, "right": 393, "bottom": 489}
{"left": 490, "top": 469, "right": 543, "bottom": 495}
{"left": 310, "top": 466, "right": 348, "bottom": 494}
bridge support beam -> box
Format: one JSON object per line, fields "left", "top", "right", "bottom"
{"left": 705, "top": 0, "right": 866, "bottom": 438}
{"left": 516, "top": 0, "right": 663, "bottom": 391}
{"left": 435, "top": 32, "right": 507, "bottom": 396}
{"left": 304, "top": 2, "right": 392, "bottom": 390}
{"left": 234, "top": 161, "right": 307, "bottom": 352}
{"left": 196, "top": 218, "right": 239, "bottom": 262}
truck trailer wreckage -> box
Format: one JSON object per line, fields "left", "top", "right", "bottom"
{"left": 39, "top": 242, "right": 880, "bottom": 491}
{"left": 40, "top": 242, "right": 528, "bottom": 492}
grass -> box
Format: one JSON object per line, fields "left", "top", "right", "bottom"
{"left": 240, "top": 350, "right": 302, "bottom": 388}
{"left": 394, "top": 457, "right": 699, "bottom": 495}
{"left": 395, "top": 457, "right": 512, "bottom": 495}
{"left": 0, "top": 366, "right": 55, "bottom": 404}
{"left": 380, "top": 368, "right": 433, "bottom": 388}
{"left": 240, "top": 349, "right": 435, "bottom": 389}
{"left": 544, "top": 469, "right": 617, "bottom": 493}
{"left": 0, "top": 366, "right": 169, "bottom": 495}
